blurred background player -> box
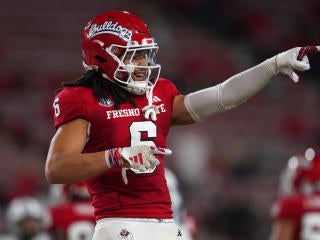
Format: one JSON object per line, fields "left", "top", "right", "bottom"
{"left": 0, "top": 196, "right": 51, "bottom": 240}
{"left": 165, "top": 168, "right": 199, "bottom": 240}
{"left": 48, "top": 182, "right": 95, "bottom": 240}
{"left": 269, "top": 147, "right": 320, "bottom": 240}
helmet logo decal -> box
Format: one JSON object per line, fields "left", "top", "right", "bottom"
{"left": 88, "top": 21, "right": 133, "bottom": 42}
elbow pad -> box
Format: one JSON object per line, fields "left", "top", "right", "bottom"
{"left": 184, "top": 83, "right": 240, "bottom": 122}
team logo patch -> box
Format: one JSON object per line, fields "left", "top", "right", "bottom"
{"left": 99, "top": 97, "right": 114, "bottom": 107}
{"left": 118, "top": 229, "right": 134, "bottom": 240}
{"left": 88, "top": 21, "right": 133, "bottom": 42}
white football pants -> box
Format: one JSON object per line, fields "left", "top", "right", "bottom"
{"left": 92, "top": 218, "right": 182, "bottom": 240}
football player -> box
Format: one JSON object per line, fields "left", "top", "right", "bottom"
{"left": 48, "top": 182, "right": 95, "bottom": 240}
{"left": 269, "top": 147, "right": 320, "bottom": 240}
{"left": 1, "top": 196, "right": 51, "bottom": 240}
{"left": 44, "top": 10, "right": 319, "bottom": 240}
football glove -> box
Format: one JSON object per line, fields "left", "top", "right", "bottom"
{"left": 276, "top": 46, "right": 320, "bottom": 83}
{"left": 105, "top": 145, "right": 172, "bottom": 184}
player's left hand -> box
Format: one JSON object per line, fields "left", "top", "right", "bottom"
{"left": 120, "top": 146, "right": 172, "bottom": 185}
{"left": 276, "top": 46, "right": 320, "bottom": 83}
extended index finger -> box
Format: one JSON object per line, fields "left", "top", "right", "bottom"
{"left": 150, "top": 146, "right": 173, "bottom": 155}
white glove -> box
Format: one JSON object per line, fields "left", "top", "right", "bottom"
{"left": 105, "top": 145, "right": 172, "bottom": 184}
{"left": 121, "top": 145, "right": 170, "bottom": 171}
{"left": 276, "top": 46, "right": 319, "bottom": 83}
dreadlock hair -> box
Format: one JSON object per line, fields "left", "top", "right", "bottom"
{"left": 56, "top": 70, "right": 136, "bottom": 109}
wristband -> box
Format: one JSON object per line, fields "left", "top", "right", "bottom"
{"left": 105, "top": 148, "right": 123, "bottom": 168}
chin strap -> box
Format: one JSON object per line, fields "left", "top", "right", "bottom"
{"left": 142, "top": 87, "right": 159, "bottom": 121}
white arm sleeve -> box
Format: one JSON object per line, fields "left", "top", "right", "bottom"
{"left": 184, "top": 56, "right": 278, "bottom": 122}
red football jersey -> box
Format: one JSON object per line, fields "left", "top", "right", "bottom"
{"left": 49, "top": 200, "right": 95, "bottom": 239}
{"left": 271, "top": 192, "right": 320, "bottom": 240}
{"left": 52, "top": 78, "right": 179, "bottom": 220}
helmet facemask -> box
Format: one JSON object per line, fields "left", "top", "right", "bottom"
{"left": 105, "top": 38, "right": 161, "bottom": 95}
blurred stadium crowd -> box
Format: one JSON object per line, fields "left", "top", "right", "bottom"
{"left": 0, "top": 0, "right": 319, "bottom": 239}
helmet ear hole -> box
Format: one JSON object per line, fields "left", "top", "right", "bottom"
{"left": 95, "top": 56, "right": 106, "bottom": 63}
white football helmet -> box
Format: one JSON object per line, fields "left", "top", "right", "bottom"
{"left": 5, "top": 196, "right": 51, "bottom": 239}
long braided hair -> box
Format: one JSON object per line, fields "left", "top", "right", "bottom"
{"left": 56, "top": 70, "right": 136, "bottom": 109}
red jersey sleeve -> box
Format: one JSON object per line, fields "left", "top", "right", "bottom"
{"left": 159, "top": 77, "right": 180, "bottom": 97}
{"left": 52, "top": 87, "right": 90, "bottom": 129}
